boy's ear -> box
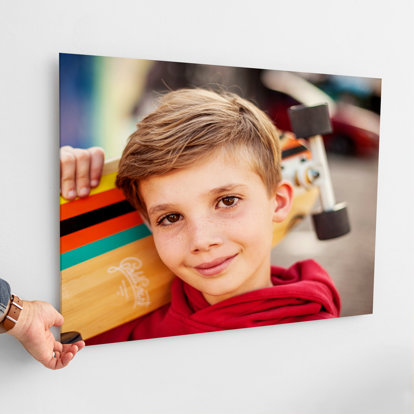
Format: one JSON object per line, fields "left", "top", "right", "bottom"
{"left": 272, "top": 181, "right": 294, "bottom": 223}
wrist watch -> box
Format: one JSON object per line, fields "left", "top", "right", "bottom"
{"left": 0, "top": 278, "right": 23, "bottom": 332}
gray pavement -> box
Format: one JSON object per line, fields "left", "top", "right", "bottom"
{"left": 271, "top": 153, "right": 378, "bottom": 317}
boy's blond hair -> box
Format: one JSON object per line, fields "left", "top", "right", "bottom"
{"left": 116, "top": 88, "right": 282, "bottom": 220}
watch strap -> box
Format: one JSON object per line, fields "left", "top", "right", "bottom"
{"left": 2, "top": 295, "right": 23, "bottom": 331}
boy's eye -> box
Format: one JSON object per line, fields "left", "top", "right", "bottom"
{"left": 157, "top": 213, "right": 181, "bottom": 226}
{"left": 217, "top": 196, "right": 239, "bottom": 208}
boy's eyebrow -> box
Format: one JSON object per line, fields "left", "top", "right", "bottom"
{"left": 208, "top": 183, "right": 249, "bottom": 195}
{"left": 148, "top": 203, "right": 176, "bottom": 218}
{"left": 147, "top": 184, "right": 248, "bottom": 218}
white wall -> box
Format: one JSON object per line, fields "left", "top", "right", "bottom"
{"left": 0, "top": 1, "right": 412, "bottom": 413}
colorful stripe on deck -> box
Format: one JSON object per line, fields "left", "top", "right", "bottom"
{"left": 60, "top": 188, "right": 126, "bottom": 220}
{"left": 60, "top": 200, "right": 135, "bottom": 236}
{"left": 60, "top": 171, "right": 118, "bottom": 205}
{"left": 59, "top": 167, "right": 148, "bottom": 268}
{"left": 60, "top": 224, "right": 152, "bottom": 270}
{"left": 60, "top": 211, "right": 143, "bottom": 254}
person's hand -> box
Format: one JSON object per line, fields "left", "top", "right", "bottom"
{"left": 8, "top": 300, "right": 85, "bottom": 369}
{"left": 60, "top": 146, "right": 105, "bottom": 200}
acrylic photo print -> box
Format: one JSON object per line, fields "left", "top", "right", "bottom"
{"left": 59, "top": 53, "right": 380, "bottom": 345}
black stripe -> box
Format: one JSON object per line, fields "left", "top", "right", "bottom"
{"left": 282, "top": 145, "right": 308, "bottom": 159}
{"left": 60, "top": 200, "right": 135, "bottom": 236}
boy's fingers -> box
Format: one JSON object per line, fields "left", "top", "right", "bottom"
{"left": 60, "top": 145, "right": 105, "bottom": 200}
{"left": 73, "top": 148, "right": 92, "bottom": 198}
{"left": 87, "top": 147, "right": 105, "bottom": 187}
{"left": 60, "top": 147, "right": 77, "bottom": 200}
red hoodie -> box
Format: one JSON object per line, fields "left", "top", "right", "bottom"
{"left": 86, "top": 259, "right": 341, "bottom": 345}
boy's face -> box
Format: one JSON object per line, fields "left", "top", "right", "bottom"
{"left": 140, "top": 149, "right": 292, "bottom": 305}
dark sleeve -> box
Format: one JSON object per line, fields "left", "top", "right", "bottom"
{"left": 0, "top": 278, "right": 11, "bottom": 323}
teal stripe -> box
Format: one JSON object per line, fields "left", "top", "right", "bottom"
{"left": 60, "top": 224, "right": 152, "bottom": 271}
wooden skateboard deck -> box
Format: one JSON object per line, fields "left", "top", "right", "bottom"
{"left": 60, "top": 135, "right": 318, "bottom": 340}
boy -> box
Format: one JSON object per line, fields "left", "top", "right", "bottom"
{"left": 60, "top": 88, "right": 340, "bottom": 344}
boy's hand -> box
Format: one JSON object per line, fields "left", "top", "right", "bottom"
{"left": 60, "top": 146, "right": 105, "bottom": 200}
{"left": 8, "top": 300, "right": 85, "bottom": 369}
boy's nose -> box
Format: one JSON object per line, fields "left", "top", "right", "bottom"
{"left": 188, "top": 219, "right": 223, "bottom": 253}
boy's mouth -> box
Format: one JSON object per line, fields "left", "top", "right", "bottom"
{"left": 194, "top": 254, "right": 238, "bottom": 277}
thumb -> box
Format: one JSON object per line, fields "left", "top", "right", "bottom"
{"left": 42, "top": 303, "right": 64, "bottom": 327}
{"left": 53, "top": 311, "right": 65, "bottom": 327}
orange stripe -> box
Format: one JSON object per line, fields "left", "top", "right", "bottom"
{"left": 60, "top": 211, "right": 144, "bottom": 254}
{"left": 281, "top": 138, "right": 302, "bottom": 150}
{"left": 280, "top": 134, "right": 310, "bottom": 150}
{"left": 60, "top": 188, "right": 126, "bottom": 221}
{"left": 281, "top": 142, "right": 298, "bottom": 150}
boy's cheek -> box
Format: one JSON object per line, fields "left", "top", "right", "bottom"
{"left": 235, "top": 203, "right": 274, "bottom": 231}
{"left": 153, "top": 232, "right": 185, "bottom": 264}
{"left": 238, "top": 212, "right": 275, "bottom": 247}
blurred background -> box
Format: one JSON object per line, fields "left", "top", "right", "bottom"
{"left": 60, "top": 53, "right": 380, "bottom": 318}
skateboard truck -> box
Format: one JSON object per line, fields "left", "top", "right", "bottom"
{"left": 288, "top": 104, "right": 350, "bottom": 240}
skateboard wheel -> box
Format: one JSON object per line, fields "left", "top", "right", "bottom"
{"left": 61, "top": 331, "right": 83, "bottom": 344}
{"left": 288, "top": 104, "right": 332, "bottom": 138}
{"left": 312, "top": 202, "right": 350, "bottom": 240}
